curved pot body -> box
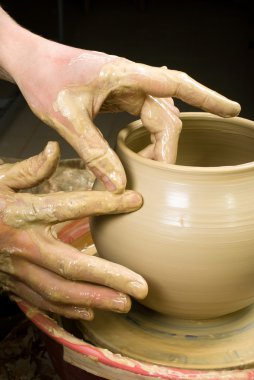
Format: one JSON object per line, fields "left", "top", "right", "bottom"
{"left": 91, "top": 113, "right": 254, "bottom": 319}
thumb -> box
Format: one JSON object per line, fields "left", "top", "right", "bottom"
{"left": 0, "top": 141, "right": 60, "bottom": 190}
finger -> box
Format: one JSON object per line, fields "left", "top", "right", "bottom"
{"left": 21, "top": 229, "right": 148, "bottom": 300}
{"left": 88, "top": 148, "right": 126, "bottom": 193}
{"left": 4, "top": 258, "right": 131, "bottom": 313}
{"left": 138, "top": 144, "right": 154, "bottom": 159}
{"left": 8, "top": 286, "right": 94, "bottom": 320}
{"left": 5, "top": 190, "right": 142, "bottom": 226}
{"left": 0, "top": 142, "right": 60, "bottom": 190}
{"left": 119, "top": 62, "right": 241, "bottom": 117}
{"left": 169, "top": 70, "right": 241, "bottom": 117}
{"left": 159, "top": 97, "right": 180, "bottom": 115}
{"left": 55, "top": 89, "right": 126, "bottom": 193}
{"left": 140, "top": 96, "right": 182, "bottom": 163}
{"left": 163, "top": 97, "right": 180, "bottom": 116}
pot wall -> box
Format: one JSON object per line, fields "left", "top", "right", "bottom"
{"left": 91, "top": 113, "right": 254, "bottom": 319}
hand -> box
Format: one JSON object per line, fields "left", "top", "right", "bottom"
{"left": 0, "top": 142, "right": 146, "bottom": 319}
{"left": 0, "top": 9, "right": 241, "bottom": 193}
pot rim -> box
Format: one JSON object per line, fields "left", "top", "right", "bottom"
{"left": 117, "top": 112, "right": 254, "bottom": 175}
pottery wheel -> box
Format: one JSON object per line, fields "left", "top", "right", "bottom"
{"left": 78, "top": 301, "right": 254, "bottom": 370}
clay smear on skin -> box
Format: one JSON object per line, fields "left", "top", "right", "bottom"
{"left": 52, "top": 58, "right": 183, "bottom": 191}
{"left": 50, "top": 102, "right": 125, "bottom": 192}
{"left": 53, "top": 56, "right": 127, "bottom": 192}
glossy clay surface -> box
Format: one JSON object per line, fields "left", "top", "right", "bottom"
{"left": 79, "top": 301, "right": 254, "bottom": 370}
{"left": 91, "top": 113, "right": 254, "bottom": 319}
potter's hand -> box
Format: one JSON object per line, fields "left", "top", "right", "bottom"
{"left": 0, "top": 8, "right": 240, "bottom": 192}
{"left": 0, "top": 142, "right": 146, "bottom": 319}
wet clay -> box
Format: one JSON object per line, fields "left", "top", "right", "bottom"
{"left": 91, "top": 113, "right": 254, "bottom": 319}
{"left": 52, "top": 86, "right": 182, "bottom": 192}
{"left": 139, "top": 95, "right": 182, "bottom": 163}
{"left": 79, "top": 301, "right": 254, "bottom": 370}
{"left": 48, "top": 55, "right": 240, "bottom": 192}
{"left": 16, "top": 300, "right": 254, "bottom": 380}
{"left": 0, "top": 151, "right": 146, "bottom": 320}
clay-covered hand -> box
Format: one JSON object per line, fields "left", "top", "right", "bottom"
{"left": 0, "top": 9, "right": 240, "bottom": 192}
{"left": 0, "top": 142, "right": 146, "bottom": 319}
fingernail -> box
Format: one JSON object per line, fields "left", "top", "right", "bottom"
{"left": 112, "top": 294, "right": 131, "bottom": 313}
{"left": 233, "top": 101, "right": 241, "bottom": 116}
{"left": 123, "top": 192, "right": 143, "bottom": 210}
{"left": 103, "top": 173, "right": 126, "bottom": 194}
{"left": 44, "top": 141, "right": 58, "bottom": 156}
{"left": 221, "top": 101, "right": 241, "bottom": 118}
{"left": 80, "top": 308, "right": 94, "bottom": 320}
{"left": 128, "top": 279, "right": 148, "bottom": 300}
{"left": 224, "top": 101, "right": 241, "bottom": 117}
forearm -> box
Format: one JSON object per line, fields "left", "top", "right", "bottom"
{"left": 0, "top": 7, "right": 19, "bottom": 81}
{"left": 0, "top": 7, "right": 40, "bottom": 83}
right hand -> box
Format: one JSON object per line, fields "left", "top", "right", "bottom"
{"left": 0, "top": 7, "right": 241, "bottom": 193}
{"left": 0, "top": 142, "right": 147, "bottom": 320}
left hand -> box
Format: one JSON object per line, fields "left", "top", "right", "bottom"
{"left": 0, "top": 143, "right": 146, "bottom": 320}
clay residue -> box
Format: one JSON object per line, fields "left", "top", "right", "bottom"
{"left": 78, "top": 301, "right": 254, "bottom": 371}
{"left": 139, "top": 95, "right": 182, "bottom": 163}
{"left": 27, "top": 159, "right": 95, "bottom": 194}
{"left": 26, "top": 54, "right": 239, "bottom": 196}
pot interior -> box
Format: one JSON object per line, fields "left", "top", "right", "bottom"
{"left": 125, "top": 118, "right": 254, "bottom": 167}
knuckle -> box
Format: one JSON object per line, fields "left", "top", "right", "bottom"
{"left": 58, "top": 258, "right": 78, "bottom": 280}
{"left": 178, "top": 71, "right": 189, "bottom": 81}
{"left": 26, "top": 159, "right": 37, "bottom": 177}
{"left": 175, "top": 118, "right": 183, "bottom": 132}
{"left": 2, "top": 195, "right": 37, "bottom": 228}
{"left": 175, "top": 71, "right": 191, "bottom": 89}
{"left": 42, "top": 287, "right": 61, "bottom": 303}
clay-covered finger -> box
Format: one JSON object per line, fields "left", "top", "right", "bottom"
{"left": 7, "top": 283, "right": 94, "bottom": 320}
{"left": 169, "top": 70, "right": 241, "bottom": 117}
{"left": 140, "top": 96, "right": 182, "bottom": 163}
{"left": 4, "top": 190, "right": 142, "bottom": 227}
{"left": 118, "top": 61, "right": 240, "bottom": 117}
{"left": 6, "top": 257, "right": 132, "bottom": 313}
{"left": 21, "top": 231, "right": 148, "bottom": 300}
{"left": 0, "top": 142, "right": 60, "bottom": 190}
{"left": 55, "top": 89, "right": 126, "bottom": 193}
{"left": 138, "top": 144, "right": 154, "bottom": 159}
{"left": 87, "top": 147, "right": 126, "bottom": 193}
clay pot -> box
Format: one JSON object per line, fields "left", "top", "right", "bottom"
{"left": 91, "top": 112, "right": 254, "bottom": 319}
